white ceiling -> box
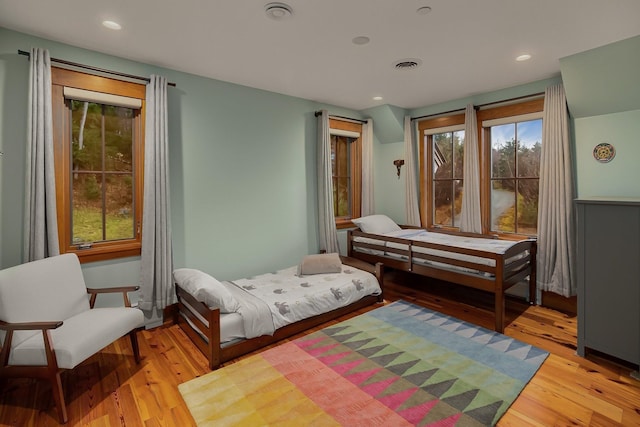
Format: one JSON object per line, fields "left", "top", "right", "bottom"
{"left": 1, "top": 0, "right": 640, "bottom": 111}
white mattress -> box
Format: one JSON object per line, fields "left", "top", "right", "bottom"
{"left": 220, "top": 312, "right": 245, "bottom": 344}
{"left": 353, "top": 229, "right": 529, "bottom": 277}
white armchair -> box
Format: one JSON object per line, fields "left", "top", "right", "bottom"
{"left": 0, "top": 253, "right": 144, "bottom": 423}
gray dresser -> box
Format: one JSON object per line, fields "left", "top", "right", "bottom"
{"left": 576, "top": 197, "right": 640, "bottom": 365}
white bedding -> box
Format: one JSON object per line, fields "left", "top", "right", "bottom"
{"left": 180, "top": 263, "right": 382, "bottom": 343}
{"left": 353, "top": 229, "right": 529, "bottom": 276}
{"left": 229, "top": 265, "right": 381, "bottom": 334}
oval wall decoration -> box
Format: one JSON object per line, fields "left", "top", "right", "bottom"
{"left": 593, "top": 142, "right": 615, "bottom": 163}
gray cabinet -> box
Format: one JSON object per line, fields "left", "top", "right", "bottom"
{"left": 576, "top": 198, "right": 640, "bottom": 365}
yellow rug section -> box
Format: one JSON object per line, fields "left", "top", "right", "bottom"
{"left": 178, "top": 352, "right": 340, "bottom": 426}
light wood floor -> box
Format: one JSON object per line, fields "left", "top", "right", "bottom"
{"left": 1, "top": 271, "right": 639, "bottom": 426}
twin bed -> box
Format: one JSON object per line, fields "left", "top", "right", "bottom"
{"left": 175, "top": 216, "right": 537, "bottom": 369}
{"left": 347, "top": 215, "right": 537, "bottom": 333}
{"left": 174, "top": 255, "right": 384, "bottom": 370}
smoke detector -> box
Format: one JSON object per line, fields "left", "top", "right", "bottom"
{"left": 265, "top": 2, "right": 293, "bottom": 20}
{"left": 393, "top": 58, "right": 423, "bottom": 70}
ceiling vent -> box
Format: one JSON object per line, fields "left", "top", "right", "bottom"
{"left": 265, "top": 2, "right": 293, "bottom": 20}
{"left": 394, "top": 58, "right": 422, "bottom": 70}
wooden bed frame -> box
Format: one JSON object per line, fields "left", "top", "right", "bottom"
{"left": 174, "top": 257, "right": 384, "bottom": 370}
{"left": 347, "top": 228, "right": 537, "bottom": 333}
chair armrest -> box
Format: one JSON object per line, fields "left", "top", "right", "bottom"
{"left": 0, "top": 320, "right": 63, "bottom": 368}
{"left": 87, "top": 286, "right": 140, "bottom": 308}
{"left": 0, "top": 319, "right": 63, "bottom": 331}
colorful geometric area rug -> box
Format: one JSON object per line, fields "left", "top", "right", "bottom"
{"left": 179, "top": 300, "right": 548, "bottom": 426}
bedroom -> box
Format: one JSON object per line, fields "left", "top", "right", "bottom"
{"left": 1, "top": 0, "right": 640, "bottom": 425}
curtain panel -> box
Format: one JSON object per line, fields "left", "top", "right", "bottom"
{"left": 140, "top": 75, "right": 174, "bottom": 311}
{"left": 24, "top": 47, "right": 60, "bottom": 261}
{"left": 459, "top": 104, "right": 482, "bottom": 233}
{"left": 361, "top": 118, "right": 375, "bottom": 216}
{"left": 403, "top": 116, "right": 421, "bottom": 226}
{"left": 316, "top": 110, "right": 340, "bottom": 253}
{"left": 537, "top": 84, "right": 576, "bottom": 297}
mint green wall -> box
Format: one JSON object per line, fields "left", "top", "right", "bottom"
{"left": 0, "top": 27, "right": 362, "bottom": 288}
{"left": 574, "top": 109, "right": 640, "bottom": 198}
{"left": 559, "top": 36, "right": 640, "bottom": 198}
{"left": 560, "top": 35, "right": 640, "bottom": 119}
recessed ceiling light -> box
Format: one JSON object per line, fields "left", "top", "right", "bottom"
{"left": 102, "top": 20, "right": 122, "bottom": 30}
{"left": 352, "top": 36, "right": 370, "bottom": 45}
{"left": 373, "top": 96, "right": 383, "bottom": 101}
{"left": 265, "top": 2, "right": 293, "bottom": 20}
{"left": 416, "top": 6, "right": 432, "bottom": 15}
{"left": 516, "top": 54, "right": 532, "bottom": 62}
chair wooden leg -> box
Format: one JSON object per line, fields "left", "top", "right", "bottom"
{"left": 50, "top": 371, "right": 68, "bottom": 424}
{"left": 129, "top": 329, "right": 142, "bottom": 364}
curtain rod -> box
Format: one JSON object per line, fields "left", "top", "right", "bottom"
{"left": 411, "top": 107, "right": 466, "bottom": 122}
{"left": 18, "top": 50, "right": 177, "bottom": 87}
{"left": 314, "top": 110, "right": 367, "bottom": 124}
{"left": 410, "top": 92, "right": 545, "bottom": 122}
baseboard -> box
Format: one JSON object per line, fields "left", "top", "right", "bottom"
{"left": 541, "top": 291, "right": 576, "bottom": 315}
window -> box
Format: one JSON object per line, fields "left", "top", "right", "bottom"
{"left": 479, "top": 98, "right": 544, "bottom": 237}
{"left": 418, "top": 113, "right": 465, "bottom": 230}
{"left": 418, "top": 98, "right": 543, "bottom": 238}
{"left": 487, "top": 118, "right": 542, "bottom": 235}
{"left": 51, "top": 68, "right": 146, "bottom": 262}
{"left": 329, "top": 118, "right": 362, "bottom": 228}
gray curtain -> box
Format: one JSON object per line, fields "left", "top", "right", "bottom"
{"left": 24, "top": 47, "right": 60, "bottom": 261}
{"left": 140, "top": 75, "right": 173, "bottom": 311}
{"left": 361, "top": 119, "right": 375, "bottom": 216}
{"left": 537, "top": 84, "right": 576, "bottom": 297}
{"left": 459, "top": 104, "right": 482, "bottom": 233}
{"left": 403, "top": 116, "right": 421, "bottom": 226}
{"left": 317, "top": 110, "right": 339, "bottom": 253}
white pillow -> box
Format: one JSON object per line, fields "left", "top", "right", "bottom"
{"left": 173, "top": 268, "right": 240, "bottom": 313}
{"left": 352, "top": 214, "right": 401, "bottom": 234}
{"left": 298, "top": 253, "right": 342, "bottom": 276}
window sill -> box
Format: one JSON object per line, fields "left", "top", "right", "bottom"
{"left": 66, "top": 243, "right": 141, "bottom": 263}
{"left": 335, "top": 219, "right": 356, "bottom": 230}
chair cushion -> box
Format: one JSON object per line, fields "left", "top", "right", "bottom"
{"left": 8, "top": 307, "right": 144, "bottom": 369}
{"left": 0, "top": 254, "right": 90, "bottom": 348}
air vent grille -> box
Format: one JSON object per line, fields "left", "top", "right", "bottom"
{"left": 394, "top": 58, "right": 422, "bottom": 70}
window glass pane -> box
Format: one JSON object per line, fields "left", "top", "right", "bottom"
{"left": 433, "top": 133, "right": 452, "bottom": 179}
{"left": 72, "top": 101, "right": 102, "bottom": 172}
{"left": 105, "top": 175, "right": 134, "bottom": 240}
{"left": 516, "top": 119, "right": 542, "bottom": 178}
{"left": 453, "top": 180, "right": 463, "bottom": 227}
{"left": 70, "top": 100, "right": 137, "bottom": 245}
{"left": 72, "top": 173, "right": 104, "bottom": 244}
{"left": 104, "top": 106, "right": 134, "bottom": 172}
{"left": 331, "top": 134, "right": 354, "bottom": 218}
{"left": 517, "top": 179, "right": 539, "bottom": 235}
{"left": 333, "top": 177, "right": 350, "bottom": 217}
{"left": 491, "top": 123, "right": 515, "bottom": 178}
{"left": 453, "top": 130, "right": 465, "bottom": 179}
{"left": 433, "top": 181, "right": 453, "bottom": 226}
{"left": 491, "top": 179, "right": 515, "bottom": 233}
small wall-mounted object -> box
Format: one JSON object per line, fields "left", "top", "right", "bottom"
{"left": 593, "top": 142, "right": 615, "bottom": 163}
{"left": 393, "top": 159, "right": 405, "bottom": 178}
